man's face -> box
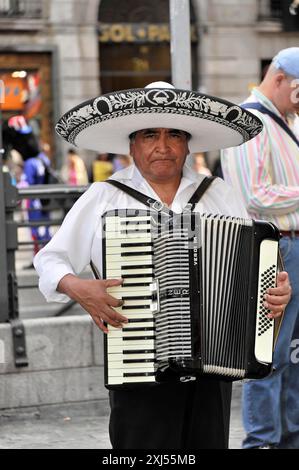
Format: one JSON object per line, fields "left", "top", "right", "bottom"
{"left": 129, "top": 128, "right": 190, "bottom": 182}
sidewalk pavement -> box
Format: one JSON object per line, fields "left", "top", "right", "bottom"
{"left": 0, "top": 383, "right": 245, "bottom": 449}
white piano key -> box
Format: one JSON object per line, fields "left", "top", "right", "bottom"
{"left": 109, "top": 321, "right": 155, "bottom": 331}
{"left": 106, "top": 255, "right": 153, "bottom": 263}
{"left": 107, "top": 352, "right": 155, "bottom": 361}
{"left": 106, "top": 222, "right": 151, "bottom": 230}
{"left": 106, "top": 263, "right": 154, "bottom": 277}
{"left": 122, "top": 278, "right": 154, "bottom": 285}
{"left": 108, "top": 361, "right": 155, "bottom": 369}
{"left": 108, "top": 329, "right": 154, "bottom": 338}
{"left": 108, "top": 376, "right": 155, "bottom": 385}
{"left": 106, "top": 237, "right": 152, "bottom": 246}
{"left": 106, "top": 268, "right": 154, "bottom": 282}
{"left": 107, "top": 338, "right": 155, "bottom": 348}
{"left": 108, "top": 352, "right": 155, "bottom": 361}
{"left": 105, "top": 231, "right": 151, "bottom": 240}
{"left": 106, "top": 260, "right": 153, "bottom": 268}
{"left": 105, "top": 215, "right": 152, "bottom": 226}
{"left": 122, "top": 300, "right": 152, "bottom": 306}
{"left": 108, "top": 366, "right": 155, "bottom": 376}
{"left": 113, "top": 307, "right": 154, "bottom": 316}
{"left": 106, "top": 245, "right": 153, "bottom": 255}
{"left": 107, "top": 286, "right": 152, "bottom": 295}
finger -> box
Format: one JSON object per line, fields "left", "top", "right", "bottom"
{"left": 89, "top": 304, "right": 124, "bottom": 329}
{"left": 105, "top": 296, "right": 128, "bottom": 323}
{"left": 266, "top": 286, "right": 290, "bottom": 296}
{"left": 264, "top": 293, "right": 290, "bottom": 306}
{"left": 101, "top": 305, "right": 128, "bottom": 326}
{"left": 266, "top": 309, "right": 284, "bottom": 319}
{"left": 105, "top": 293, "right": 124, "bottom": 308}
{"left": 276, "top": 271, "right": 288, "bottom": 285}
{"left": 90, "top": 314, "right": 108, "bottom": 333}
{"left": 264, "top": 301, "right": 285, "bottom": 314}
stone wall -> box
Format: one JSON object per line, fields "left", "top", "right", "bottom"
{"left": 0, "top": 315, "right": 108, "bottom": 414}
{"left": 0, "top": 315, "right": 108, "bottom": 416}
{"left": 195, "top": 0, "right": 299, "bottom": 103}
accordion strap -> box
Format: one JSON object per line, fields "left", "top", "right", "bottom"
{"left": 187, "top": 176, "right": 217, "bottom": 209}
{"left": 241, "top": 102, "right": 299, "bottom": 149}
{"left": 106, "top": 176, "right": 217, "bottom": 212}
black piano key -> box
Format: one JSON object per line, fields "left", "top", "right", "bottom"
{"left": 123, "top": 372, "right": 156, "bottom": 377}
{"left": 120, "top": 220, "right": 151, "bottom": 226}
{"left": 123, "top": 335, "right": 155, "bottom": 341}
{"left": 123, "top": 359, "right": 156, "bottom": 364}
{"left": 122, "top": 295, "right": 152, "bottom": 300}
{"left": 122, "top": 304, "right": 151, "bottom": 310}
{"left": 122, "top": 273, "right": 153, "bottom": 279}
{"left": 121, "top": 229, "right": 151, "bottom": 234}
{"left": 127, "top": 318, "right": 154, "bottom": 323}
{"left": 123, "top": 282, "right": 151, "bottom": 287}
{"left": 122, "top": 327, "right": 155, "bottom": 332}
{"left": 121, "top": 251, "right": 154, "bottom": 257}
{"left": 121, "top": 242, "right": 153, "bottom": 247}
{"left": 121, "top": 304, "right": 150, "bottom": 315}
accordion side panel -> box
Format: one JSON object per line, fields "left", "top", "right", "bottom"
{"left": 244, "top": 220, "right": 280, "bottom": 379}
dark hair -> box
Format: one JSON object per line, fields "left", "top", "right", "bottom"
{"left": 129, "top": 131, "right": 137, "bottom": 141}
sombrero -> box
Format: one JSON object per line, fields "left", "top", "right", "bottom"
{"left": 55, "top": 81, "right": 263, "bottom": 154}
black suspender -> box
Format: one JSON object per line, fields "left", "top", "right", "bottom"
{"left": 187, "top": 176, "right": 217, "bottom": 209}
{"left": 106, "top": 176, "right": 217, "bottom": 212}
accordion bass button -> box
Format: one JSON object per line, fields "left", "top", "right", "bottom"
{"left": 180, "top": 376, "right": 196, "bottom": 383}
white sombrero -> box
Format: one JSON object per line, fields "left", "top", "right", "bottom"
{"left": 55, "top": 82, "right": 263, "bottom": 154}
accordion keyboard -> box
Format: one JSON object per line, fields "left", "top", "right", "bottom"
{"left": 104, "top": 214, "right": 158, "bottom": 385}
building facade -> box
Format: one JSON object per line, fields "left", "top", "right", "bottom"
{"left": 0, "top": 0, "right": 298, "bottom": 166}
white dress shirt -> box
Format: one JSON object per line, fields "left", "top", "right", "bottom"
{"left": 34, "top": 163, "right": 248, "bottom": 303}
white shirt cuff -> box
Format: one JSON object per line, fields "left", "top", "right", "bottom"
{"left": 38, "top": 265, "right": 75, "bottom": 303}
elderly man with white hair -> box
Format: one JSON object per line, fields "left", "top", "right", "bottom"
{"left": 222, "top": 47, "right": 299, "bottom": 449}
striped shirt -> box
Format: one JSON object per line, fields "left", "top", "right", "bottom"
{"left": 221, "top": 88, "right": 299, "bottom": 231}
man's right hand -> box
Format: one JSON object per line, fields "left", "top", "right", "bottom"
{"left": 57, "top": 274, "right": 127, "bottom": 333}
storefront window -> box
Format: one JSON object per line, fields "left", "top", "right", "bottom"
{"left": 98, "top": 0, "right": 198, "bottom": 93}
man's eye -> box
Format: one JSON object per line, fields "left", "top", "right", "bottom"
{"left": 170, "top": 132, "right": 183, "bottom": 139}
{"left": 144, "top": 133, "right": 155, "bottom": 138}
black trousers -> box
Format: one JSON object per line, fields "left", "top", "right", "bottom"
{"left": 109, "top": 378, "right": 232, "bottom": 449}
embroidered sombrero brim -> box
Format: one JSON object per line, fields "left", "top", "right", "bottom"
{"left": 55, "top": 85, "right": 263, "bottom": 154}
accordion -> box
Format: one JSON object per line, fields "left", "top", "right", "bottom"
{"left": 102, "top": 208, "right": 281, "bottom": 389}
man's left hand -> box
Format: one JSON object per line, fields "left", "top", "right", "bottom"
{"left": 264, "top": 271, "right": 291, "bottom": 319}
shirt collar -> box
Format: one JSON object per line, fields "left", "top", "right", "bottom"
{"left": 251, "top": 87, "right": 297, "bottom": 122}
{"left": 251, "top": 88, "right": 282, "bottom": 116}
{"left": 109, "top": 162, "right": 201, "bottom": 202}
